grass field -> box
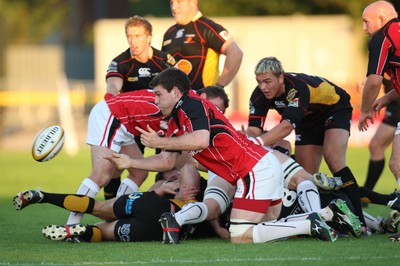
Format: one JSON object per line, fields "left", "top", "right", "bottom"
{"left": 1, "top": 147, "right": 400, "bottom": 265}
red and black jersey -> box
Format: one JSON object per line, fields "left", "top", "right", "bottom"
{"left": 106, "top": 47, "right": 175, "bottom": 93}
{"left": 104, "top": 90, "right": 164, "bottom": 137}
{"left": 166, "top": 90, "right": 267, "bottom": 184}
{"left": 248, "top": 73, "right": 352, "bottom": 131}
{"left": 367, "top": 18, "right": 400, "bottom": 93}
{"left": 162, "top": 12, "right": 232, "bottom": 90}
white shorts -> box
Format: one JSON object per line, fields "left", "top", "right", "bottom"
{"left": 235, "top": 152, "right": 284, "bottom": 201}
{"left": 86, "top": 100, "right": 135, "bottom": 152}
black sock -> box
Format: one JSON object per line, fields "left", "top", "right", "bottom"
{"left": 364, "top": 159, "right": 385, "bottom": 190}
{"left": 104, "top": 177, "right": 121, "bottom": 200}
{"left": 335, "top": 167, "right": 366, "bottom": 225}
{"left": 359, "top": 186, "right": 392, "bottom": 205}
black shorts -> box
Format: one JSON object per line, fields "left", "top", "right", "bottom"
{"left": 382, "top": 100, "right": 400, "bottom": 127}
{"left": 295, "top": 108, "right": 352, "bottom": 146}
{"left": 113, "top": 192, "right": 171, "bottom": 242}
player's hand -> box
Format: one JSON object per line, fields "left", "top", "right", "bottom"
{"left": 373, "top": 95, "right": 389, "bottom": 113}
{"left": 240, "top": 124, "right": 247, "bottom": 135}
{"left": 104, "top": 153, "right": 132, "bottom": 170}
{"left": 136, "top": 125, "right": 161, "bottom": 148}
{"left": 174, "top": 184, "right": 199, "bottom": 200}
{"left": 358, "top": 111, "right": 374, "bottom": 132}
{"left": 160, "top": 180, "right": 180, "bottom": 195}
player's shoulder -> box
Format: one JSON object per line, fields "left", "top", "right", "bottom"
{"left": 151, "top": 47, "right": 169, "bottom": 59}
{"left": 195, "top": 16, "right": 227, "bottom": 34}
{"left": 111, "top": 48, "right": 131, "bottom": 63}
{"left": 197, "top": 15, "right": 223, "bottom": 27}
{"left": 151, "top": 47, "right": 176, "bottom": 66}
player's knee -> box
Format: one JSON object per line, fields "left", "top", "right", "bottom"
{"left": 203, "top": 186, "right": 231, "bottom": 218}
{"left": 389, "top": 158, "right": 400, "bottom": 175}
{"left": 229, "top": 219, "right": 254, "bottom": 243}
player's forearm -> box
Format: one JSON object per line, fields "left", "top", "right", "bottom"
{"left": 128, "top": 153, "right": 176, "bottom": 172}
{"left": 157, "top": 130, "right": 210, "bottom": 151}
{"left": 106, "top": 77, "right": 123, "bottom": 96}
{"left": 361, "top": 75, "right": 383, "bottom": 113}
{"left": 259, "top": 120, "right": 293, "bottom": 147}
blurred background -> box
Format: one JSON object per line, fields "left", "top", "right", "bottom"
{"left": 1, "top": 0, "right": 398, "bottom": 153}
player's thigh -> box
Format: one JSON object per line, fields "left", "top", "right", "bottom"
{"left": 95, "top": 221, "right": 118, "bottom": 241}
{"left": 295, "top": 145, "right": 323, "bottom": 174}
{"left": 121, "top": 144, "right": 148, "bottom": 181}
{"left": 91, "top": 198, "right": 118, "bottom": 221}
{"left": 370, "top": 123, "right": 395, "bottom": 152}
{"left": 120, "top": 143, "right": 144, "bottom": 159}
{"left": 89, "top": 145, "right": 116, "bottom": 184}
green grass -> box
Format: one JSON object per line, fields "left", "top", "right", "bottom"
{"left": 1, "top": 147, "right": 400, "bottom": 265}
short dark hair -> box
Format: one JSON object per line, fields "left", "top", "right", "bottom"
{"left": 150, "top": 68, "right": 191, "bottom": 93}
{"left": 197, "top": 85, "right": 229, "bottom": 109}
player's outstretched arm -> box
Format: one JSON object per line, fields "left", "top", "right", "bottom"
{"left": 105, "top": 151, "right": 179, "bottom": 172}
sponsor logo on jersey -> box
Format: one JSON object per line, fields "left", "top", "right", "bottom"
{"left": 288, "top": 98, "right": 299, "bottom": 107}
{"left": 274, "top": 100, "right": 286, "bottom": 108}
{"left": 176, "top": 59, "right": 192, "bottom": 75}
{"left": 107, "top": 61, "right": 118, "bottom": 73}
{"left": 184, "top": 34, "right": 195, "bottom": 44}
{"left": 249, "top": 102, "right": 255, "bottom": 114}
{"left": 163, "top": 39, "right": 172, "bottom": 46}
{"left": 188, "top": 149, "right": 203, "bottom": 156}
{"left": 118, "top": 224, "right": 131, "bottom": 242}
{"left": 112, "top": 139, "right": 123, "bottom": 146}
{"left": 127, "top": 77, "right": 138, "bottom": 82}
{"left": 125, "top": 192, "right": 143, "bottom": 215}
{"left": 219, "top": 30, "right": 232, "bottom": 41}
{"left": 286, "top": 88, "right": 297, "bottom": 102}
{"left": 175, "top": 29, "right": 185, "bottom": 39}
{"left": 138, "top": 68, "right": 151, "bottom": 77}
{"left": 167, "top": 54, "right": 176, "bottom": 66}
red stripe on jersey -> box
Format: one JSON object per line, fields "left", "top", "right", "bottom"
{"left": 376, "top": 37, "right": 391, "bottom": 74}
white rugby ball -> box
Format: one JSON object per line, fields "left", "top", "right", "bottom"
{"left": 32, "top": 125, "right": 65, "bottom": 162}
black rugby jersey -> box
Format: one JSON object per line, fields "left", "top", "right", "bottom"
{"left": 162, "top": 13, "right": 232, "bottom": 90}
{"left": 248, "top": 73, "right": 352, "bottom": 131}
{"left": 106, "top": 47, "right": 175, "bottom": 93}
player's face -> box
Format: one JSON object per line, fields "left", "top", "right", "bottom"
{"left": 256, "top": 72, "right": 284, "bottom": 99}
{"left": 163, "top": 168, "right": 181, "bottom": 181}
{"left": 199, "top": 93, "right": 226, "bottom": 114}
{"left": 153, "top": 85, "right": 180, "bottom": 116}
{"left": 126, "top": 26, "right": 151, "bottom": 57}
{"left": 170, "top": 0, "right": 196, "bottom": 25}
{"left": 362, "top": 9, "right": 381, "bottom": 36}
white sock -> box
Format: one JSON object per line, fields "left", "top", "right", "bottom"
{"left": 397, "top": 178, "right": 400, "bottom": 187}
{"left": 116, "top": 178, "right": 139, "bottom": 196}
{"left": 66, "top": 178, "right": 100, "bottom": 225}
{"left": 253, "top": 220, "right": 309, "bottom": 243}
{"left": 278, "top": 212, "right": 309, "bottom": 222}
{"left": 297, "top": 180, "right": 321, "bottom": 212}
{"left": 174, "top": 202, "right": 208, "bottom": 226}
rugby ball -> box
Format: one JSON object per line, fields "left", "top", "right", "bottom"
{"left": 32, "top": 125, "right": 65, "bottom": 162}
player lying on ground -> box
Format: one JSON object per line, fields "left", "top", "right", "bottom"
{"left": 12, "top": 180, "right": 210, "bottom": 243}
{"left": 13, "top": 185, "right": 363, "bottom": 243}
